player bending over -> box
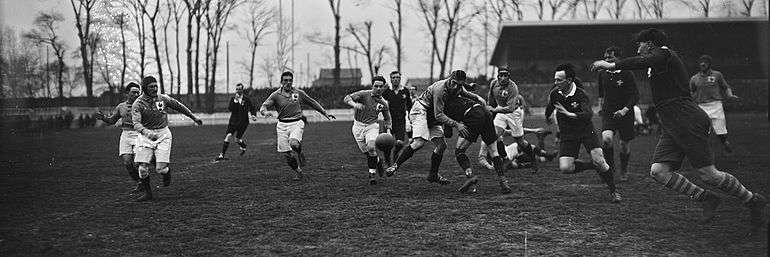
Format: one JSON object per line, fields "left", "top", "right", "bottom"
{"left": 344, "top": 76, "right": 392, "bottom": 185}
{"left": 132, "top": 76, "right": 203, "bottom": 202}
{"left": 260, "top": 71, "right": 335, "bottom": 181}
{"left": 546, "top": 64, "right": 621, "bottom": 203}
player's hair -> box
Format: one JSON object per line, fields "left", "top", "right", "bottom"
{"left": 698, "top": 54, "right": 713, "bottom": 64}
{"left": 141, "top": 76, "right": 157, "bottom": 86}
{"left": 450, "top": 70, "right": 467, "bottom": 81}
{"left": 634, "top": 28, "right": 668, "bottom": 46}
{"left": 604, "top": 46, "right": 623, "bottom": 57}
{"left": 372, "top": 75, "right": 387, "bottom": 85}
{"left": 280, "top": 71, "right": 293, "bottom": 78}
{"left": 554, "top": 63, "right": 576, "bottom": 80}
{"left": 498, "top": 67, "right": 510, "bottom": 74}
{"left": 125, "top": 82, "right": 140, "bottom": 92}
{"left": 235, "top": 83, "right": 244, "bottom": 88}
{"left": 390, "top": 70, "right": 400, "bottom": 76}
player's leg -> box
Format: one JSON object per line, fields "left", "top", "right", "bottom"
{"left": 289, "top": 120, "right": 306, "bottom": 171}
{"left": 477, "top": 143, "right": 495, "bottom": 170}
{"left": 120, "top": 154, "right": 141, "bottom": 193}
{"left": 600, "top": 129, "right": 615, "bottom": 174}
{"left": 696, "top": 165, "right": 766, "bottom": 230}
{"left": 426, "top": 135, "right": 450, "bottom": 184}
{"left": 711, "top": 104, "right": 731, "bottom": 152}
{"left": 617, "top": 113, "right": 636, "bottom": 182}
{"left": 492, "top": 113, "right": 511, "bottom": 160}
{"left": 236, "top": 125, "right": 248, "bottom": 156}
{"left": 391, "top": 117, "right": 407, "bottom": 165}
{"left": 456, "top": 137, "right": 478, "bottom": 193}
{"left": 558, "top": 138, "right": 593, "bottom": 174}
{"left": 217, "top": 132, "right": 233, "bottom": 161}
{"left": 482, "top": 119, "right": 513, "bottom": 194}
{"left": 589, "top": 147, "right": 620, "bottom": 202}
{"left": 134, "top": 145, "right": 154, "bottom": 201}
{"left": 276, "top": 122, "right": 301, "bottom": 180}
{"left": 119, "top": 131, "right": 141, "bottom": 193}
{"left": 155, "top": 129, "right": 173, "bottom": 187}
{"left": 510, "top": 109, "right": 538, "bottom": 172}
{"left": 387, "top": 105, "right": 429, "bottom": 176}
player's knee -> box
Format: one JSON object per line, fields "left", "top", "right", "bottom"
{"left": 120, "top": 154, "right": 134, "bottom": 166}
{"left": 649, "top": 163, "right": 671, "bottom": 179}
{"left": 559, "top": 162, "right": 575, "bottom": 172}
{"left": 224, "top": 133, "right": 233, "bottom": 141}
{"left": 137, "top": 164, "right": 150, "bottom": 178}
{"left": 289, "top": 140, "right": 301, "bottom": 151}
{"left": 157, "top": 166, "right": 169, "bottom": 174}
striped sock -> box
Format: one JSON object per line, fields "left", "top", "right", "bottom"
{"left": 713, "top": 173, "right": 754, "bottom": 203}
{"left": 661, "top": 173, "right": 706, "bottom": 201}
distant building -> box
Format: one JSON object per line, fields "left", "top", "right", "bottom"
{"left": 312, "top": 68, "right": 362, "bottom": 87}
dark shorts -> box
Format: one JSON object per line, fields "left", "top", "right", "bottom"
{"left": 391, "top": 118, "right": 406, "bottom": 141}
{"left": 559, "top": 130, "right": 600, "bottom": 158}
{"left": 652, "top": 98, "right": 714, "bottom": 169}
{"left": 226, "top": 123, "right": 248, "bottom": 138}
{"left": 462, "top": 107, "right": 498, "bottom": 145}
{"left": 601, "top": 110, "right": 635, "bottom": 141}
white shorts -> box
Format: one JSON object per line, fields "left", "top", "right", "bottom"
{"left": 119, "top": 130, "right": 139, "bottom": 156}
{"left": 409, "top": 103, "right": 444, "bottom": 140}
{"left": 135, "top": 127, "right": 172, "bottom": 163}
{"left": 276, "top": 120, "right": 305, "bottom": 152}
{"left": 698, "top": 101, "right": 727, "bottom": 135}
{"left": 493, "top": 108, "right": 524, "bottom": 137}
{"left": 352, "top": 121, "right": 379, "bottom": 153}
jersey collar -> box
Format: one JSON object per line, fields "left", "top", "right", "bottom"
{"left": 560, "top": 82, "right": 577, "bottom": 97}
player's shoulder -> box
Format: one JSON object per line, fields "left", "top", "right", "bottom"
{"left": 710, "top": 70, "right": 724, "bottom": 77}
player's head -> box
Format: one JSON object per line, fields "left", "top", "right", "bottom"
{"left": 235, "top": 83, "right": 244, "bottom": 94}
{"left": 371, "top": 75, "right": 387, "bottom": 96}
{"left": 604, "top": 46, "right": 622, "bottom": 62}
{"left": 447, "top": 70, "right": 467, "bottom": 94}
{"left": 497, "top": 67, "right": 511, "bottom": 84}
{"left": 141, "top": 76, "right": 159, "bottom": 97}
{"left": 389, "top": 71, "right": 401, "bottom": 87}
{"left": 554, "top": 63, "right": 576, "bottom": 91}
{"left": 126, "top": 82, "right": 141, "bottom": 102}
{"left": 280, "top": 71, "right": 293, "bottom": 88}
{"left": 698, "top": 54, "right": 712, "bottom": 71}
{"left": 633, "top": 28, "right": 667, "bottom": 55}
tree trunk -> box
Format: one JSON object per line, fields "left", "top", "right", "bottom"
{"left": 163, "top": 21, "right": 174, "bottom": 95}
{"left": 150, "top": 22, "right": 164, "bottom": 94}
{"left": 204, "top": 32, "right": 211, "bottom": 112}
{"left": 175, "top": 19, "right": 182, "bottom": 95}
{"left": 120, "top": 25, "right": 127, "bottom": 91}
{"left": 186, "top": 11, "right": 194, "bottom": 98}
{"left": 209, "top": 47, "right": 219, "bottom": 113}
{"left": 333, "top": 13, "right": 341, "bottom": 86}
{"left": 195, "top": 16, "right": 202, "bottom": 108}
{"left": 248, "top": 42, "right": 256, "bottom": 88}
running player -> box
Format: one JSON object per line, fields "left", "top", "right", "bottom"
{"left": 132, "top": 76, "right": 203, "bottom": 202}
{"left": 215, "top": 83, "right": 257, "bottom": 161}
{"left": 591, "top": 28, "right": 765, "bottom": 231}
{"left": 690, "top": 54, "right": 739, "bottom": 153}
{"left": 94, "top": 82, "right": 142, "bottom": 193}
{"left": 382, "top": 71, "right": 412, "bottom": 164}
{"left": 546, "top": 64, "right": 621, "bottom": 203}
{"left": 260, "top": 71, "right": 335, "bottom": 181}
{"left": 344, "top": 76, "right": 392, "bottom": 185}
{"left": 386, "top": 70, "right": 485, "bottom": 185}
{"left": 597, "top": 46, "right": 639, "bottom": 182}
{"left": 488, "top": 68, "right": 539, "bottom": 172}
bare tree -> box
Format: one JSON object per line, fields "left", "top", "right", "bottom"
{"left": 112, "top": 13, "right": 130, "bottom": 91}
{"left": 549, "top": 0, "right": 570, "bottom": 19}
{"left": 162, "top": 1, "right": 175, "bottom": 94}
{"left": 347, "top": 21, "right": 375, "bottom": 80}
{"left": 605, "top": 0, "right": 628, "bottom": 18}
{"left": 650, "top": 0, "right": 665, "bottom": 18}
{"left": 24, "top": 12, "right": 67, "bottom": 99}
{"left": 417, "top": 0, "right": 440, "bottom": 81}
{"left": 138, "top": 0, "right": 165, "bottom": 94}
{"left": 417, "top": 0, "right": 474, "bottom": 80}
{"left": 2, "top": 28, "right": 46, "bottom": 98}
{"left": 183, "top": 0, "right": 201, "bottom": 98}
{"left": 169, "top": 0, "right": 185, "bottom": 95}
{"left": 127, "top": 0, "right": 147, "bottom": 80}
{"left": 329, "top": 0, "right": 342, "bottom": 87}
{"left": 533, "top": 0, "right": 546, "bottom": 20}
{"left": 388, "top": 0, "right": 403, "bottom": 72}
{"left": 632, "top": 0, "right": 647, "bottom": 18}
{"left": 240, "top": 0, "right": 273, "bottom": 89}
{"left": 69, "top": 0, "right": 97, "bottom": 99}
{"left": 739, "top": 0, "right": 756, "bottom": 15}
{"left": 204, "top": 0, "right": 244, "bottom": 112}
{"left": 679, "top": 0, "right": 713, "bottom": 17}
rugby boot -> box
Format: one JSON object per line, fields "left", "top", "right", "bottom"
{"left": 745, "top": 193, "right": 767, "bottom": 232}
{"left": 130, "top": 182, "right": 143, "bottom": 194}
{"left": 136, "top": 177, "right": 153, "bottom": 202}
{"left": 499, "top": 176, "right": 512, "bottom": 194}
{"left": 369, "top": 173, "right": 377, "bottom": 185}
{"left": 611, "top": 191, "right": 622, "bottom": 203}
{"left": 162, "top": 169, "right": 171, "bottom": 187}
{"left": 426, "top": 174, "right": 451, "bottom": 185}
{"left": 700, "top": 191, "right": 722, "bottom": 224}
{"left": 458, "top": 175, "right": 479, "bottom": 193}
{"left": 385, "top": 164, "right": 399, "bottom": 177}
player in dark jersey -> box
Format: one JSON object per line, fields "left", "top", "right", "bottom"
{"left": 441, "top": 92, "right": 512, "bottom": 194}
{"left": 592, "top": 28, "right": 765, "bottom": 232}
{"left": 382, "top": 71, "right": 411, "bottom": 164}
{"left": 546, "top": 64, "right": 621, "bottom": 203}
{"left": 597, "top": 46, "right": 639, "bottom": 182}
{"left": 215, "top": 83, "right": 257, "bottom": 161}
{"left": 95, "top": 82, "right": 142, "bottom": 193}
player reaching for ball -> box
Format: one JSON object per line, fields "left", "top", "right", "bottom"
{"left": 344, "top": 76, "right": 393, "bottom": 185}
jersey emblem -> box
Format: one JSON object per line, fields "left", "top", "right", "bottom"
{"left": 707, "top": 76, "right": 716, "bottom": 83}
{"left": 500, "top": 90, "right": 509, "bottom": 97}
{"left": 616, "top": 80, "right": 624, "bottom": 86}
{"left": 571, "top": 101, "right": 579, "bottom": 108}
{"left": 155, "top": 101, "right": 165, "bottom": 111}
{"left": 291, "top": 93, "right": 299, "bottom": 102}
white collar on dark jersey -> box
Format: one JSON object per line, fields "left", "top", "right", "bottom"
{"left": 560, "top": 82, "right": 577, "bottom": 97}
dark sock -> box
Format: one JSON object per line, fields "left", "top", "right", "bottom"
{"left": 456, "top": 151, "right": 471, "bottom": 171}
{"left": 367, "top": 155, "right": 378, "bottom": 169}
{"left": 718, "top": 134, "right": 728, "bottom": 144}
{"left": 392, "top": 144, "right": 403, "bottom": 165}
{"left": 496, "top": 142, "right": 508, "bottom": 159}
{"left": 127, "top": 164, "right": 139, "bottom": 182}
{"left": 237, "top": 140, "right": 246, "bottom": 148}
{"left": 598, "top": 168, "right": 617, "bottom": 192}
{"left": 429, "top": 152, "right": 443, "bottom": 176}
{"left": 284, "top": 154, "right": 298, "bottom": 170}
{"left": 492, "top": 156, "right": 506, "bottom": 177}
{"left": 221, "top": 142, "right": 230, "bottom": 154}
{"left": 620, "top": 152, "right": 630, "bottom": 173}
{"left": 603, "top": 146, "right": 615, "bottom": 171}
{"left": 574, "top": 160, "right": 597, "bottom": 173}
{"left": 395, "top": 145, "right": 416, "bottom": 166}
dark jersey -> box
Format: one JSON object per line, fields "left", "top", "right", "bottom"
{"left": 382, "top": 87, "right": 412, "bottom": 120}
{"left": 597, "top": 70, "right": 639, "bottom": 112}
{"left": 444, "top": 95, "right": 481, "bottom": 121}
{"left": 228, "top": 95, "right": 257, "bottom": 126}
{"left": 614, "top": 46, "right": 690, "bottom": 105}
{"left": 545, "top": 84, "right": 594, "bottom": 139}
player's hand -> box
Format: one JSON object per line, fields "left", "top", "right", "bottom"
{"left": 250, "top": 115, "right": 258, "bottom": 121}
{"left": 326, "top": 114, "right": 336, "bottom": 120}
{"left": 193, "top": 118, "right": 203, "bottom": 126}
{"left": 146, "top": 132, "right": 160, "bottom": 141}
{"left": 456, "top": 123, "right": 470, "bottom": 138}
{"left": 591, "top": 60, "right": 611, "bottom": 71}
{"left": 613, "top": 108, "right": 628, "bottom": 119}
{"left": 554, "top": 102, "right": 568, "bottom": 113}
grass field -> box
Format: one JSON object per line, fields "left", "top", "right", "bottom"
{"left": 1, "top": 113, "right": 768, "bottom": 256}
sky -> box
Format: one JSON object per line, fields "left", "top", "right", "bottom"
{"left": 2, "top": 0, "right": 767, "bottom": 96}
